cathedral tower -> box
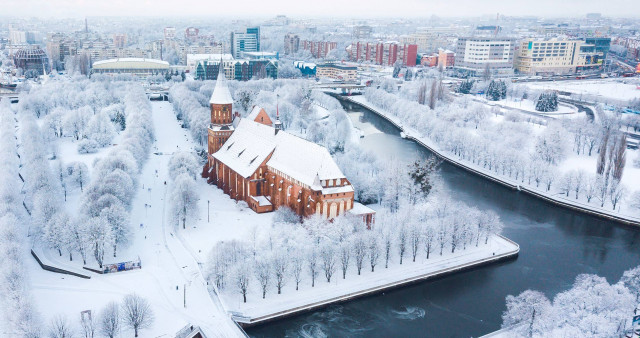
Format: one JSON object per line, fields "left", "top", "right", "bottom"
{"left": 207, "top": 64, "right": 235, "bottom": 162}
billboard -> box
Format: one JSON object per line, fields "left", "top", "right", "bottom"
{"left": 102, "top": 258, "right": 141, "bottom": 274}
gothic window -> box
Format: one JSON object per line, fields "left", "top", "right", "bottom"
{"left": 329, "top": 203, "right": 337, "bottom": 218}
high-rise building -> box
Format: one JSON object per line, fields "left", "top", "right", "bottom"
{"left": 454, "top": 37, "right": 516, "bottom": 76}
{"left": 231, "top": 27, "right": 260, "bottom": 58}
{"left": 301, "top": 40, "right": 337, "bottom": 59}
{"left": 113, "top": 34, "right": 127, "bottom": 48}
{"left": 348, "top": 41, "right": 417, "bottom": 66}
{"left": 353, "top": 25, "right": 372, "bottom": 39}
{"left": 284, "top": 33, "right": 300, "bottom": 55}
{"left": 164, "top": 27, "right": 176, "bottom": 40}
{"left": 185, "top": 27, "right": 199, "bottom": 42}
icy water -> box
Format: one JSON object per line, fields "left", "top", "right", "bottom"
{"left": 246, "top": 100, "right": 640, "bottom": 338}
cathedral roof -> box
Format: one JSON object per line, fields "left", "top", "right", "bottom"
{"left": 209, "top": 65, "right": 233, "bottom": 105}
{"left": 213, "top": 118, "right": 347, "bottom": 191}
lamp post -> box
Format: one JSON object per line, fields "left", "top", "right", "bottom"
{"left": 207, "top": 200, "right": 210, "bottom": 223}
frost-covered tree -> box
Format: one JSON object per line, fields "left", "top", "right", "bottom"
{"left": 320, "top": 242, "right": 337, "bottom": 283}
{"left": 169, "top": 173, "right": 200, "bottom": 229}
{"left": 86, "top": 111, "right": 116, "bottom": 147}
{"left": 234, "top": 260, "right": 251, "bottom": 303}
{"left": 48, "top": 315, "right": 74, "bottom": 338}
{"left": 502, "top": 290, "right": 552, "bottom": 337}
{"left": 66, "top": 162, "right": 90, "bottom": 192}
{"left": 272, "top": 251, "right": 288, "bottom": 294}
{"left": 254, "top": 258, "right": 271, "bottom": 299}
{"left": 168, "top": 151, "right": 201, "bottom": 180}
{"left": 121, "top": 294, "right": 154, "bottom": 338}
{"left": 99, "top": 301, "right": 120, "bottom": 338}
{"left": 307, "top": 245, "right": 319, "bottom": 287}
{"left": 368, "top": 234, "right": 381, "bottom": 272}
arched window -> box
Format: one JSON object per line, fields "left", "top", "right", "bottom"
{"left": 329, "top": 203, "right": 337, "bottom": 218}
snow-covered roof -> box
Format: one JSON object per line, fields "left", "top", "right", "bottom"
{"left": 213, "top": 118, "right": 346, "bottom": 189}
{"left": 348, "top": 202, "right": 376, "bottom": 215}
{"left": 209, "top": 66, "right": 233, "bottom": 105}
{"left": 186, "top": 53, "right": 234, "bottom": 62}
{"left": 247, "top": 106, "right": 263, "bottom": 121}
{"left": 92, "top": 58, "right": 169, "bottom": 69}
{"left": 251, "top": 195, "right": 272, "bottom": 207}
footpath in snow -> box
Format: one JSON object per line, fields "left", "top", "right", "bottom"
{"left": 222, "top": 235, "right": 518, "bottom": 327}
{"left": 28, "top": 102, "right": 244, "bottom": 338}
{"left": 345, "top": 95, "right": 640, "bottom": 227}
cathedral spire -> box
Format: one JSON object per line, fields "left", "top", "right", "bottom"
{"left": 209, "top": 58, "right": 233, "bottom": 105}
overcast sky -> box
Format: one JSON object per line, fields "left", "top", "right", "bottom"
{"left": 2, "top": 0, "right": 639, "bottom": 18}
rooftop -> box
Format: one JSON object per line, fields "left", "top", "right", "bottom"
{"left": 213, "top": 117, "right": 347, "bottom": 189}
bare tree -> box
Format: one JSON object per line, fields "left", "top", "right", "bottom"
{"left": 423, "top": 223, "right": 435, "bottom": 259}
{"left": 48, "top": 315, "right": 73, "bottom": 338}
{"left": 380, "top": 226, "right": 393, "bottom": 268}
{"left": 609, "top": 180, "right": 626, "bottom": 211}
{"left": 397, "top": 224, "right": 407, "bottom": 264}
{"left": 272, "top": 251, "right": 288, "bottom": 294}
{"left": 254, "top": 259, "right": 271, "bottom": 299}
{"left": 99, "top": 302, "right": 120, "bottom": 338}
{"left": 234, "top": 261, "right": 251, "bottom": 303}
{"left": 612, "top": 135, "right": 627, "bottom": 181}
{"left": 410, "top": 223, "right": 421, "bottom": 262}
{"left": 291, "top": 251, "right": 304, "bottom": 291}
{"left": 320, "top": 242, "right": 337, "bottom": 283}
{"left": 339, "top": 241, "right": 351, "bottom": 279}
{"left": 368, "top": 235, "right": 381, "bottom": 272}
{"left": 352, "top": 235, "right": 367, "bottom": 275}
{"left": 121, "top": 294, "right": 154, "bottom": 337}
{"left": 307, "top": 246, "right": 318, "bottom": 287}
{"left": 428, "top": 80, "right": 438, "bottom": 110}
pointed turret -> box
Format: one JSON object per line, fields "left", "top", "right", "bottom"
{"left": 209, "top": 63, "right": 233, "bottom": 105}
{"left": 275, "top": 94, "right": 283, "bottom": 135}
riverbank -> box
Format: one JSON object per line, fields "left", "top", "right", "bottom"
{"left": 340, "top": 95, "right": 640, "bottom": 227}
{"left": 224, "top": 235, "right": 519, "bottom": 328}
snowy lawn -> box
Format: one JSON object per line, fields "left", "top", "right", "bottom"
{"left": 220, "top": 235, "right": 518, "bottom": 322}
{"left": 30, "top": 101, "right": 243, "bottom": 338}
{"left": 526, "top": 79, "right": 640, "bottom": 104}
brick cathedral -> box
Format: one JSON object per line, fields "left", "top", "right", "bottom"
{"left": 202, "top": 67, "right": 375, "bottom": 224}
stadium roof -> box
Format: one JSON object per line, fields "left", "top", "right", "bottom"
{"left": 92, "top": 58, "right": 170, "bottom": 70}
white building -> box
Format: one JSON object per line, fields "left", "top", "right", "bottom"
{"left": 454, "top": 37, "right": 516, "bottom": 77}
{"left": 186, "top": 53, "right": 234, "bottom": 73}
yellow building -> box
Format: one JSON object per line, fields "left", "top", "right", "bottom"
{"left": 516, "top": 38, "right": 583, "bottom": 75}
{"left": 316, "top": 63, "right": 357, "bottom": 82}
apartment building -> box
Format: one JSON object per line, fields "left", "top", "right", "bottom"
{"left": 454, "top": 37, "right": 516, "bottom": 76}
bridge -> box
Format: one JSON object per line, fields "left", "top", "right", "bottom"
{"left": 145, "top": 85, "right": 170, "bottom": 101}
{"left": 312, "top": 83, "right": 365, "bottom": 95}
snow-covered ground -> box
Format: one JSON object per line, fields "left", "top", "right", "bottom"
{"left": 220, "top": 235, "right": 518, "bottom": 323}
{"left": 526, "top": 79, "right": 640, "bottom": 104}
{"left": 29, "top": 102, "right": 244, "bottom": 337}
{"left": 473, "top": 95, "right": 582, "bottom": 119}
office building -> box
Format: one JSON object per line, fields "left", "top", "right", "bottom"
{"left": 231, "top": 27, "right": 260, "bottom": 58}
{"left": 454, "top": 37, "right": 516, "bottom": 76}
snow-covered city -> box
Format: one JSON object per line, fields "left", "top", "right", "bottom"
{"left": 1, "top": 1, "right": 640, "bottom": 337}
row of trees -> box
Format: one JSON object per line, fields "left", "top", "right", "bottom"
{"left": 36, "top": 85, "right": 155, "bottom": 268}
{"left": 502, "top": 266, "right": 640, "bottom": 337}
{"left": 0, "top": 102, "right": 42, "bottom": 336}
{"left": 47, "top": 293, "right": 154, "bottom": 338}
{"left": 363, "top": 86, "right": 635, "bottom": 212}
{"left": 208, "top": 170, "right": 504, "bottom": 304}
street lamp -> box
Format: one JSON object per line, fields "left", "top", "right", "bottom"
{"left": 207, "top": 200, "right": 210, "bottom": 223}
